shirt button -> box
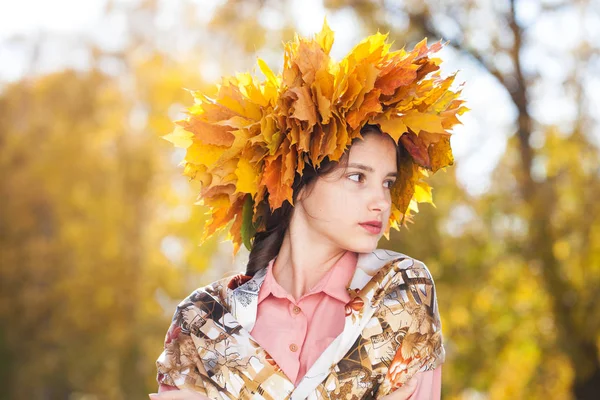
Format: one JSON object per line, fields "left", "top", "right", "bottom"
{"left": 289, "top": 343, "right": 298, "bottom": 352}
{"left": 292, "top": 306, "right": 301, "bottom": 314}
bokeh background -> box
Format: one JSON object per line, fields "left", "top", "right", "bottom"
{"left": 1, "top": 0, "right": 599, "bottom": 399}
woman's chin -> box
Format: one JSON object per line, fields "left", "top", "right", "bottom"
{"left": 344, "top": 239, "right": 379, "bottom": 254}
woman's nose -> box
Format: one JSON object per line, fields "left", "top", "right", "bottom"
{"left": 368, "top": 186, "right": 391, "bottom": 212}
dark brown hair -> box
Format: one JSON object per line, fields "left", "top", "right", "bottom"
{"left": 244, "top": 124, "right": 401, "bottom": 276}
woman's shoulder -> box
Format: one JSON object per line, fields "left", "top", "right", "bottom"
{"left": 372, "top": 248, "right": 444, "bottom": 330}
{"left": 167, "top": 274, "right": 236, "bottom": 315}
{"left": 361, "top": 248, "right": 437, "bottom": 282}
{"left": 171, "top": 270, "right": 262, "bottom": 316}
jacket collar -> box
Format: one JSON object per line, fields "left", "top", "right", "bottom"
{"left": 228, "top": 249, "right": 409, "bottom": 332}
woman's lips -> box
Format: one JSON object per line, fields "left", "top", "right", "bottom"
{"left": 359, "top": 223, "right": 382, "bottom": 234}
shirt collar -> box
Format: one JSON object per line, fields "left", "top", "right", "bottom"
{"left": 257, "top": 251, "right": 358, "bottom": 305}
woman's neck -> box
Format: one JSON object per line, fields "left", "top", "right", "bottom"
{"left": 272, "top": 223, "right": 347, "bottom": 302}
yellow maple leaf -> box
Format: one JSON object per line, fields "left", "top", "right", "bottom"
{"left": 202, "top": 194, "right": 231, "bottom": 240}
{"left": 346, "top": 89, "right": 383, "bottom": 129}
{"left": 414, "top": 181, "right": 434, "bottom": 205}
{"left": 162, "top": 125, "right": 194, "bottom": 149}
{"left": 428, "top": 135, "right": 454, "bottom": 172}
{"left": 402, "top": 111, "right": 445, "bottom": 134}
{"left": 374, "top": 116, "right": 407, "bottom": 142}
{"left": 179, "top": 119, "right": 235, "bottom": 146}
{"left": 185, "top": 141, "right": 227, "bottom": 167}
{"left": 234, "top": 157, "right": 259, "bottom": 195}
{"left": 315, "top": 18, "right": 334, "bottom": 54}
{"left": 289, "top": 86, "right": 318, "bottom": 126}
{"left": 257, "top": 58, "right": 279, "bottom": 87}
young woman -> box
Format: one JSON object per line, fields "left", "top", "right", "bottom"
{"left": 151, "top": 21, "right": 465, "bottom": 400}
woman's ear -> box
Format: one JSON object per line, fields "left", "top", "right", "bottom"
{"left": 296, "top": 186, "right": 307, "bottom": 203}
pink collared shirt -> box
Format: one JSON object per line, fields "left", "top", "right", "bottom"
{"left": 250, "top": 251, "right": 358, "bottom": 386}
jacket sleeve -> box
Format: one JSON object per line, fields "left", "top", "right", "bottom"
{"left": 155, "top": 290, "right": 212, "bottom": 395}
{"left": 412, "top": 259, "right": 445, "bottom": 372}
{"left": 375, "top": 258, "right": 446, "bottom": 397}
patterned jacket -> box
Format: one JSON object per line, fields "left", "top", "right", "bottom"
{"left": 156, "top": 249, "right": 445, "bottom": 399}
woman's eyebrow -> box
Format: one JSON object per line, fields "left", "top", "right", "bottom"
{"left": 347, "top": 163, "right": 398, "bottom": 177}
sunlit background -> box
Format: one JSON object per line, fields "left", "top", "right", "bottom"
{"left": 1, "top": 0, "right": 599, "bottom": 399}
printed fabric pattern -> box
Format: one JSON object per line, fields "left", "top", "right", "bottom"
{"left": 156, "top": 249, "right": 445, "bottom": 399}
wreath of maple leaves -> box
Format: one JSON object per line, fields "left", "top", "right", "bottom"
{"left": 163, "top": 20, "right": 468, "bottom": 254}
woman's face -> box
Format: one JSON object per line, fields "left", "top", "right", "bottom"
{"left": 295, "top": 132, "right": 398, "bottom": 253}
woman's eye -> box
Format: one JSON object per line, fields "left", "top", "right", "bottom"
{"left": 348, "top": 173, "right": 364, "bottom": 183}
{"left": 384, "top": 180, "right": 396, "bottom": 189}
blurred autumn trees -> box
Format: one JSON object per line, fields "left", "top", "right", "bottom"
{"left": 0, "top": 0, "right": 599, "bottom": 399}
{"left": 0, "top": 2, "right": 225, "bottom": 398}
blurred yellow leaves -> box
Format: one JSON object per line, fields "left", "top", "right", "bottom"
{"left": 553, "top": 239, "right": 571, "bottom": 261}
{"left": 0, "top": 50, "right": 228, "bottom": 398}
